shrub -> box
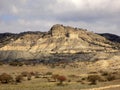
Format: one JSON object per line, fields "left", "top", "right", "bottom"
{"left": 30, "top": 72, "right": 35, "bottom": 76}
{"left": 9, "top": 62, "right": 18, "bottom": 66}
{"left": 15, "top": 75, "right": 23, "bottom": 83}
{"left": 68, "top": 74, "right": 79, "bottom": 78}
{"left": 50, "top": 64, "right": 56, "bottom": 68}
{"left": 21, "top": 71, "right": 29, "bottom": 77}
{"left": 87, "top": 75, "right": 103, "bottom": 85}
{"left": 81, "top": 77, "right": 86, "bottom": 80}
{"left": 24, "top": 62, "right": 33, "bottom": 66}
{"left": 106, "top": 74, "right": 115, "bottom": 81}
{"left": 0, "top": 62, "right": 3, "bottom": 65}
{"left": 57, "top": 75, "right": 67, "bottom": 85}
{"left": 27, "top": 74, "right": 31, "bottom": 80}
{"left": 34, "top": 72, "right": 40, "bottom": 78}
{"left": 100, "top": 71, "right": 109, "bottom": 76}
{"left": 9, "top": 62, "right": 23, "bottom": 66}
{"left": 35, "top": 74, "right": 40, "bottom": 78}
{"left": 67, "top": 79, "right": 71, "bottom": 82}
{"left": 46, "top": 72, "right": 52, "bottom": 75}
{"left": 52, "top": 74, "right": 59, "bottom": 81}
{"left": 100, "top": 71, "right": 119, "bottom": 81}
{"left": 0, "top": 73, "right": 13, "bottom": 84}
{"left": 113, "top": 73, "right": 120, "bottom": 79}
{"left": 18, "top": 62, "right": 23, "bottom": 66}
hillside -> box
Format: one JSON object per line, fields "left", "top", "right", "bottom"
{"left": 99, "top": 33, "right": 120, "bottom": 43}
{"left": 0, "top": 24, "right": 119, "bottom": 61}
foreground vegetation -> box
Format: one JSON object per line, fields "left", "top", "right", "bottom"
{"left": 0, "top": 60, "right": 120, "bottom": 90}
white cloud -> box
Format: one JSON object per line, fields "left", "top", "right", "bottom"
{"left": 21, "top": 0, "right": 28, "bottom": 4}
{"left": 0, "top": 0, "right": 120, "bottom": 35}
{"left": 12, "top": 5, "right": 19, "bottom": 14}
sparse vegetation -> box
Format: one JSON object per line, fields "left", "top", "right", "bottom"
{"left": 34, "top": 72, "right": 40, "bottom": 78}
{"left": 100, "top": 71, "right": 120, "bottom": 81}
{"left": 27, "top": 74, "right": 32, "bottom": 80}
{"left": 52, "top": 74, "right": 59, "bottom": 81}
{"left": 0, "top": 60, "right": 120, "bottom": 90}
{"left": 0, "top": 73, "right": 13, "bottom": 84}
{"left": 105, "top": 73, "right": 116, "bottom": 81}
{"left": 9, "top": 61, "right": 23, "bottom": 66}
{"left": 21, "top": 71, "right": 29, "bottom": 77}
{"left": 0, "top": 24, "right": 120, "bottom": 90}
{"left": 57, "top": 75, "right": 67, "bottom": 85}
{"left": 87, "top": 74, "right": 103, "bottom": 85}
{"left": 0, "top": 62, "right": 3, "bottom": 65}
{"left": 45, "top": 72, "right": 53, "bottom": 75}
{"left": 15, "top": 75, "right": 23, "bottom": 83}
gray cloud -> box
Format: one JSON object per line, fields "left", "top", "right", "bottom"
{"left": 0, "top": 0, "right": 120, "bottom": 35}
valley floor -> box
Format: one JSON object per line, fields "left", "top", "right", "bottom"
{"left": 0, "top": 78, "right": 120, "bottom": 90}
{"left": 0, "top": 60, "right": 120, "bottom": 90}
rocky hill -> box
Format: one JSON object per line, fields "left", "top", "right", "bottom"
{"left": 99, "top": 33, "right": 120, "bottom": 43}
{"left": 0, "top": 24, "right": 120, "bottom": 62}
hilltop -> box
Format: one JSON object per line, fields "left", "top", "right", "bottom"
{"left": 0, "top": 24, "right": 119, "bottom": 62}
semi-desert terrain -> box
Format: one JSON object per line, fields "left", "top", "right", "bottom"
{"left": 0, "top": 24, "right": 120, "bottom": 90}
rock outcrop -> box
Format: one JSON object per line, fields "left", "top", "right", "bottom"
{"left": 0, "top": 24, "right": 119, "bottom": 61}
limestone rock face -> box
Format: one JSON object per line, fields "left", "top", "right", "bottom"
{"left": 50, "top": 24, "right": 66, "bottom": 37}
{"left": 50, "top": 24, "right": 80, "bottom": 39}
{"left": 0, "top": 24, "right": 119, "bottom": 61}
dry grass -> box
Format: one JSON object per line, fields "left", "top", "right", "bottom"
{"left": 0, "top": 60, "right": 120, "bottom": 90}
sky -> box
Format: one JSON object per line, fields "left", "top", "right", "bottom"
{"left": 0, "top": 0, "right": 120, "bottom": 35}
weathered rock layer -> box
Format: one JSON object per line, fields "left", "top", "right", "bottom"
{"left": 0, "top": 24, "right": 119, "bottom": 61}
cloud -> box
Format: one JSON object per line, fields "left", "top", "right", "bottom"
{"left": 0, "top": 0, "right": 120, "bottom": 35}
{"left": 12, "top": 5, "right": 19, "bottom": 14}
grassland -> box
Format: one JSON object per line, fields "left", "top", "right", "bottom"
{"left": 0, "top": 60, "right": 120, "bottom": 90}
